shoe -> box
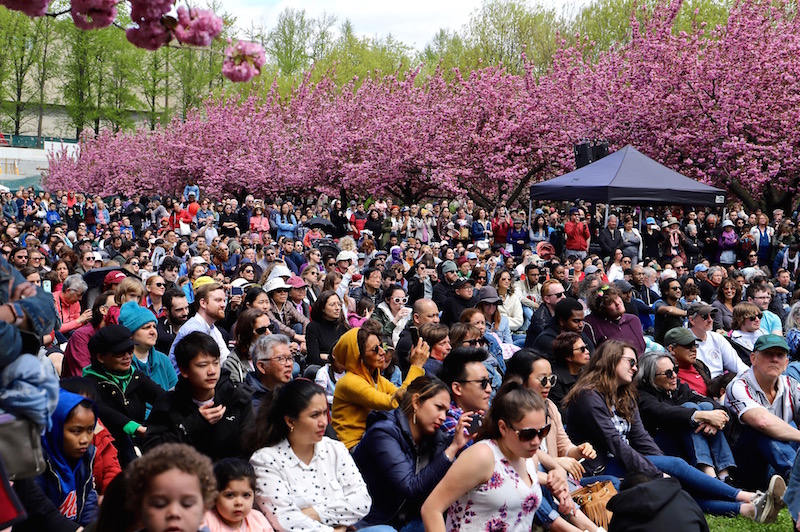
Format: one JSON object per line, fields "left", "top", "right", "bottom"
{"left": 767, "top": 474, "right": 787, "bottom": 511}
{"left": 753, "top": 490, "right": 776, "bottom": 524}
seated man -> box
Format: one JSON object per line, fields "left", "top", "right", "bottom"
{"left": 726, "top": 334, "right": 800, "bottom": 488}
{"left": 144, "top": 331, "right": 253, "bottom": 461}
{"left": 244, "top": 334, "right": 294, "bottom": 412}
{"left": 532, "top": 297, "right": 595, "bottom": 360}
{"left": 438, "top": 346, "right": 491, "bottom": 441}
{"left": 687, "top": 302, "right": 748, "bottom": 379}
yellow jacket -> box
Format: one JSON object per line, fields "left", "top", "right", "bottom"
{"left": 331, "top": 328, "right": 424, "bottom": 449}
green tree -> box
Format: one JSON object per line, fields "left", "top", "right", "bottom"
{"left": 1, "top": 10, "right": 42, "bottom": 135}
{"left": 267, "top": 7, "right": 313, "bottom": 76}
{"left": 61, "top": 19, "right": 104, "bottom": 138}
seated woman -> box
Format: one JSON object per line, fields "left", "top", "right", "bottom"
{"left": 249, "top": 379, "right": 391, "bottom": 532}
{"left": 372, "top": 284, "right": 412, "bottom": 346}
{"left": 419, "top": 322, "right": 451, "bottom": 377}
{"left": 461, "top": 308, "right": 507, "bottom": 374}
{"left": 305, "top": 290, "right": 349, "bottom": 367}
{"left": 420, "top": 381, "right": 545, "bottom": 531}
{"left": 331, "top": 319, "right": 429, "bottom": 450}
{"left": 504, "top": 350, "right": 613, "bottom": 532}
{"left": 354, "top": 375, "right": 473, "bottom": 531}
{"left": 728, "top": 302, "right": 765, "bottom": 361}
{"left": 636, "top": 351, "right": 735, "bottom": 480}
{"left": 563, "top": 339, "right": 781, "bottom": 523}
{"left": 548, "top": 331, "right": 591, "bottom": 410}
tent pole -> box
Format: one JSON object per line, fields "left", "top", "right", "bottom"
{"left": 604, "top": 204, "right": 609, "bottom": 226}
{"left": 639, "top": 207, "right": 642, "bottom": 231}
{"left": 528, "top": 198, "right": 532, "bottom": 230}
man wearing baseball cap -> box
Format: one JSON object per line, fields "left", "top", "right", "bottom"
{"left": 433, "top": 260, "right": 459, "bottom": 309}
{"left": 687, "top": 302, "right": 747, "bottom": 379}
{"left": 726, "top": 334, "right": 799, "bottom": 489}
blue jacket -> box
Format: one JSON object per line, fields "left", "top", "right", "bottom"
{"left": 352, "top": 408, "right": 453, "bottom": 528}
{"left": 273, "top": 213, "right": 298, "bottom": 239}
{"left": 37, "top": 390, "right": 98, "bottom": 526}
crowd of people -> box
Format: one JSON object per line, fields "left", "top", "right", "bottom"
{"left": 4, "top": 185, "right": 800, "bottom": 531}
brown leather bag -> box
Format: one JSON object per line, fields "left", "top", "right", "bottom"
{"left": 571, "top": 480, "right": 617, "bottom": 528}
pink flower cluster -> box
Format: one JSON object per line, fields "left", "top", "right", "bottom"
{"left": 126, "top": 0, "right": 175, "bottom": 50}
{"left": 222, "top": 40, "right": 267, "bottom": 82}
{"left": 71, "top": 0, "right": 116, "bottom": 30}
{"left": 174, "top": 6, "right": 223, "bottom": 47}
{"left": 0, "top": 0, "right": 50, "bottom": 16}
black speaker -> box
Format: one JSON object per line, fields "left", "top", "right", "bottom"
{"left": 592, "top": 142, "right": 609, "bottom": 161}
{"left": 574, "top": 142, "right": 592, "bottom": 168}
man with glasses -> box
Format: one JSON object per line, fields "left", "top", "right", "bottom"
{"left": 747, "top": 284, "right": 783, "bottom": 336}
{"left": 441, "top": 277, "right": 476, "bottom": 327}
{"left": 439, "top": 347, "right": 491, "bottom": 445}
{"left": 665, "top": 327, "right": 713, "bottom": 397}
{"left": 653, "top": 277, "right": 688, "bottom": 344}
{"left": 687, "top": 303, "right": 747, "bottom": 379}
{"left": 527, "top": 279, "right": 565, "bottom": 340}
{"left": 246, "top": 334, "right": 295, "bottom": 411}
{"left": 27, "top": 250, "right": 46, "bottom": 272}
{"left": 727, "top": 334, "right": 800, "bottom": 489}
{"left": 350, "top": 267, "right": 383, "bottom": 307}
{"left": 10, "top": 246, "right": 27, "bottom": 270}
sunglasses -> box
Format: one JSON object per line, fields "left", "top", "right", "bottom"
{"left": 509, "top": 422, "right": 551, "bottom": 442}
{"left": 254, "top": 326, "right": 270, "bottom": 335}
{"left": 622, "top": 357, "right": 638, "bottom": 368}
{"left": 476, "top": 276, "right": 487, "bottom": 281}
{"left": 368, "top": 344, "right": 386, "bottom": 354}
{"left": 573, "top": 345, "right": 589, "bottom": 353}
{"left": 747, "top": 314, "right": 763, "bottom": 320}
{"left": 392, "top": 296, "right": 409, "bottom": 305}
{"left": 656, "top": 366, "right": 680, "bottom": 379}
{"left": 537, "top": 374, "right": 557, "bottom": 387}
{"left": 693, "top": 313, "right": 712, "bottom": 320}
{"left": 459, "top": 377, "right": 492, "bottom": 389}
{"left": 549, "top": 291, "right": 566, "bottom": 298}
{"left": 463, "top": 338, "right": 487, "bottom": 347}
{"left": 154, "top": 282, "right": 165, "bottom": 288}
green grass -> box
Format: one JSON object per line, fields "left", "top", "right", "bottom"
{"left": 706, "top": 509, "right": 793, "bottom": 531}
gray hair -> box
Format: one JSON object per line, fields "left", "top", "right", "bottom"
{"left": 786, "top": 301, "right": 800, "bottom": 330}
{"left": 250, "top": 334, "right": 291, "bottom": 364}
{"left": 635, "top": 351, "right": 676, "bottom": 387}
{"left": 63, "top": 274, "right": 88, "bottom": 294}
{"left": 642, "top": 266, "right": 657, "bottom": 281}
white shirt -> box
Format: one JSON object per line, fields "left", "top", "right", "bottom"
{"left": 167, "top": 314, "right": 230, "bottom": 373}
{"left": 695, "top": 330, "right": 748, "bottom": 378}
{"left": 726, "top": 367, "right": 800, "bottom": 424}
{"left": 251, "top": 437, "right": 371, "bottom": 532}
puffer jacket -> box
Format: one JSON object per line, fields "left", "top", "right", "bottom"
{"left": 352, "top": 408, "right": 453, "bottom": 529}
{"left": 331, "top": 327, "right": 424, "bottom": 449}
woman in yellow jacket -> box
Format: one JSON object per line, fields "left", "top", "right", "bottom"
{"left": 332, "top": 319, "right": 429, "bottom": 449}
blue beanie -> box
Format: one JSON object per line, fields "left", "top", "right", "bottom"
{"left": 118, "top": 301, "right": 156, "bottom": 333}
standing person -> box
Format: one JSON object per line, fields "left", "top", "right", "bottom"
{"left": 420, "top": 381, "right": 546, "bottom": 531}
{"left": 168, "top": 282, "right": 231, "bottom": 372}
{"left": 619, "top": 215, "right": 643, "bottom": 265}
{"left": 564, "top": 207, "right": 591, "bottom": 260}
{"left": 598, "top": 215, "right": 623, "bottom": 260}
{"left": 563, "top": 340, "right": 778, "bottom": 522}
{"left": 750, "top": 213, "right": 775, "bottom": 266}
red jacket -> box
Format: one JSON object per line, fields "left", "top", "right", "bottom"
{"left": 92, "top": 421, "right": 122, "bottom": 494}
{"left": 565, "top": 221, "right": 591, "bottom": 251}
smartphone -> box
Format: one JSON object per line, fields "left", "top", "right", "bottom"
{"left": 569, "top": 268, "right": 575, "bottom": 278}
{"left": 231, "top": 286, "right": 243, "bottom": 297}
{"left": 42, "top": 280, "right": 51, "bottom": 293}
{"left": 409, "top": 326, "right": 419, "bottom": 345}
{"left": 467, "top": 413, "right": 484, "bottom": 435}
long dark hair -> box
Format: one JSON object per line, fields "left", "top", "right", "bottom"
{"left": 310, "top": 290, "right": 348, "bottom": 328}
{"left": 563, "top": 340, "right": 639, "bottom": 421}
{"left": 249, "top": 379, "right": 326, "bottom": 451}
{"left": 234, "top": 309, "right": 267, "bottom": 360}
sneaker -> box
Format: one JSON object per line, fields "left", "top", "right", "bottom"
{"left": 753, "top": 490, "right": 776, "bottom": 523}
{"left": 767, "top": 474, "right": 787, "bottom": 511}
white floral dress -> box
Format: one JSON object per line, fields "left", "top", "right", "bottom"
{"left": 446, "top": 439, "right": 542, "bottom": 531}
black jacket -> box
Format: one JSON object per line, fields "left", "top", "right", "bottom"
{"left": 440, "top": 293, "right": 473, "bottom": 327}
{"left": 432, "top": 280, "right": 455, "bottom": 310}
{"left": 637, "top": 381, "right": 723, "bottom": 438}
{"left": 143, "top": 373, "right": 254, "bottom": 461}
{"left": 352, "top": 408, "right": 453, "bottom": 529}
{"left": 305, "top": 318, "right": 348, "bottom": 367}
{"left": 528, "top": 316, "right": 596, "bottom": 358}
{"left": 608, "top": 477, "right": 708, "bottom": 532}
{"left": 598, "top": 227, "right": 624, "bottom": 259}
{"left": 526, "top": 304, "right": 552, "bottom": 340}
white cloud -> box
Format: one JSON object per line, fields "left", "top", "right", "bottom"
{"left": 216, "top": 0, "right": 584, "bottom": 50}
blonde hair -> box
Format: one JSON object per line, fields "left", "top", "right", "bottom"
{"left": 114, "top": 277, "right": 145, "bottom": 305}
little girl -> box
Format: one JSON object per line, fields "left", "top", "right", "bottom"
{"left": 125, "top": 443, "right": 216, "bottom": 532}
{"left": 204, "top": 458, "right": 273, "bottom": 531}
{"left": 348, "top": 298, "right": 375, "bottom": 328}
{"left": 315, "top": 353, "right": 347, "bottom": 406}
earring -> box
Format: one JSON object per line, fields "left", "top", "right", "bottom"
{"left": 290, "top": 425, "right": 294, "bottom": 433}
{"left": 413, "top": 410, "right": 417, "bottom": 425}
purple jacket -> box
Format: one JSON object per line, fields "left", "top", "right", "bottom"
{"left": 584, "top": 312, "right": 646, "bottom": 355}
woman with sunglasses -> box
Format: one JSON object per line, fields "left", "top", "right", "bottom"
{"left": 353, "top": 375, "right": 474, "bottom": 532}
{"left": 225, "top": 309, "right": 271, "bottom": 383}
{"left": 449, "top": 322, "right": 503, "bottom": 392}
{"left": 504, "top": 349, "right": 612, "bottom": 532}
{"left": 636, "top": 351, "right": 735, "bottom": 480}
{"left": 144, "top": 275, "right": 167, "bottom": 319}
{"left": 564, "top": 340, "right": 774, "bottom": 522}
{"left": 372, "top": 284, "right": 411, "bottom": 346}
{"left": 331, "top": 320, "right": 429, "bottom": 450}
{"left": 729, "top": 302, "right": 765, "bottom": 355}
{"left": 421, "top": 381, "right": 547, "bottom": 531}
{"left": 549, "top": 331, "right": 591, "bottom": 410}
{"left": 306, "top": 290, "right": 349, "bottom": 367}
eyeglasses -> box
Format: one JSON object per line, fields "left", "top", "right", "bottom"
{"left": 367, "top": 344, "right": 386, "bottom": 354}
{"left": 655, "top": 366, "right": 680, "bottom": 379}
{"left": 537, "top": 374, "right": 557, "bottom": 387}
{"left": 108, "top": 348, "right": 135, "bottom": 358}
{"left": 747, "top": 314, "right": 763, "bottom": 320}
{"left": 749, "top": 254, "right": 757, "bottom": 257}
{"left": 622, "top": 357, "right": 638, "bottom": 368}
{"left": 265, "top": 355, "right": 293, "bottom": 365}
{"left": 476, "top": 276, "right": 487, "bottom": 281}
{"left": 509, "top": 422, "right": 551, "bottom": 442}
{"left": 549, "top": 291, "right": 566, "bottom": 298}
{"left": 458, "top": 377, "right": 492, "bottom": 389}
{"left": 573, "top": 345, "right": 589, "bottom": 353}
{"left": 392, "top": 296, "right": 409, "bottom": 305}
{"left": 154, "top": 282, "right": 165, "bottom": 288}
{"left": 254, "top": 326, "right": 270, "bottom": 335}
{"left": 463, "top": 338, "right": 487, "bottom": 347}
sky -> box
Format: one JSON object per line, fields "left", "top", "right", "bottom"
{"left": 217, "top": 0, "right": 586, "bottom": 50}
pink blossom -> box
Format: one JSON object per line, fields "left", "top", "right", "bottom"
{"left": 0, "top": 0, "right": 50, "bottom": 16}
{"left": 129, "top": 0, "right": 174, "bottom": 22}
{"left": 222, "top": 40, "right": 266, "bottom": 82}
{"left": 71, "top": 0, "right": 116, "bottom": 30}
{"left": 126, "top": 22, "right": 172, "bottom": 51}
{"left": 174, "top": 6, "right": 223, "bottom": 47}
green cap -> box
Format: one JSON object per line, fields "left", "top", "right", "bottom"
{"left": 664, "top": 327, "right": 697, "bottom": 347}
{"left": 753, "top": 334, "right": 789, "bottom": 353}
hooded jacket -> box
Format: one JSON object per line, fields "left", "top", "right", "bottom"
{"left": 331, "top": 328, "right": 424, "bottom": 449}
{"left": 607, "top": 477, "right": 708, "bottom": 532}
{"left": 36, "top": 390, "right": 98, "bottom": 526}
{"left": 352, "top": 408, "right": 452, "bottom": 529}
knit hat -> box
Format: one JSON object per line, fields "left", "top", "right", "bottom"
{"left": 118, "top": 301, "right": 156, "bottom": 333}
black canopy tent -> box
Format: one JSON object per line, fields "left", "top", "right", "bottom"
{"left": 529, "top": 145, "right": 727, "bottom": 207}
